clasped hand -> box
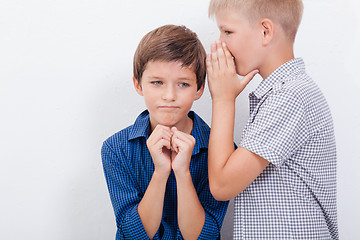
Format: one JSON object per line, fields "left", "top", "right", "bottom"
{"left": 147, "top": 125, "right": 195, "bottom": 177}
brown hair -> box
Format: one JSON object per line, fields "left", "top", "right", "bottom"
{"left": 209, "top": 0, "right": 304, "bottom": 41}
{"left": 133, "top": 25, "right": 206, "bottom": 90}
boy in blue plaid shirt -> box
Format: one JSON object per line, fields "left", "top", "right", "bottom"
{"left": 206, "top": 0, "right": 338, "bottom": 239}
{"left": 102, "top": 25, "right": 228, "bottom": 239}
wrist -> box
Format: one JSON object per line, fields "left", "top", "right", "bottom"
{"left": 211, "top": 95, "right": 236, "bottom": 104}
{"left": 153, "top": 168, "right": 171, "bottom": 181}
{"left": 173, "top": 168, "right": 191, "bottom": 179}
{"left": 212, "top": 99, "right": 236, "bottom": 111}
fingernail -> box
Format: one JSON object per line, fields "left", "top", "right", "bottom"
{"left": 222, "top": 42, "right": 226, "bottom": 47}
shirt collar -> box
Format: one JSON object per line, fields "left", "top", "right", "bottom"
{"left": 128, "top": 110, "right": 151, "bottom": 140}
{"left": 128, "top": 110, "right": 210, "bottom": 156}
{"left": 189, "top": 111, "right": 210, "bottom": 155}
{"left": 252, "top": 58, "right": 306, "bottom": 99}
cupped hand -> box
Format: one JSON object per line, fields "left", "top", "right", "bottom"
{"left": 206, "top": 40, "right": 258, "bottom": 102}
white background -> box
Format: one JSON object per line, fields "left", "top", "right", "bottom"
{"left": 1, "top": 0, "right": 359, "bottom": 239}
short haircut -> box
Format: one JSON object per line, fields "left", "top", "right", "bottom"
{"left": 209, "top": 0, "right": 304, "bottom": 41}
{"left": 133, "top": 25, "right": 206, "bottom": 90}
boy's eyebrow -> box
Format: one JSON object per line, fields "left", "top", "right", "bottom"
{"left": 147, "top": 76, "right": 195, "bottom": 81}
{"left": 218, "top": 25, "right": 230, "bottom": 30}
{"left": 177, "top": 77, "right": 194, "bottom": 81}
{"left": 147, "top": 76, "right": 163, "bottom": 80}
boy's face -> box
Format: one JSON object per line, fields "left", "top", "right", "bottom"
{"left": 216, "top": 10, "right": 264, "bottom": 76}
{"left": 133, "top": 61, "right": 204, "bottom": 132}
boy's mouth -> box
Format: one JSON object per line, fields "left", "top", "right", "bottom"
{"left": 159, "top": 106, "right": 179, "bottom": 110}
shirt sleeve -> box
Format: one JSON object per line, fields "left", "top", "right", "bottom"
{"left": 241, "top": 89, "right": 308, "bottom": 167}
{"left": 196, "top": 176, "right": 229, "bottom": 239}
{"left": 101, "top": 141, "right": 151, "bottom": 240}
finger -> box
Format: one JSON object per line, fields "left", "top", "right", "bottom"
{"left": 222, "top": 42, "right": 235, "bottom": 71}
{"left": 171, "top": 135, "right": 183, "bottom": 153}
{"left": 210, "top": 42, "right": 219, "bottom": 71}
{"left": 216, "top": 40, "right": 227, "bottom": 70}
{"left": 153, "top": 125, "right": 173, "bottom": 139}
{"left": 171, "top": 135, "right": 180, "bottom": 153}
{"left": 149, "top": 132, "right": 172, "bottom": 148}
{"left": 170, "top": 130, "right": 179, "bottom": 153}
{"left": 171, "top": 129, "right": 195, "bottom": 148}
{"left": 148, "top": 125, "right": 172, "bottom": 147}
{"left": 172, "top": 129, "right": 194, "bottom": 145}
{"left": 158, "top": 138, "right": 171, "bottom": 150}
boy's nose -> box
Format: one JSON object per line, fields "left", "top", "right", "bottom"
{"left": 162, "top": 86, "right": 176, "bottom": 101}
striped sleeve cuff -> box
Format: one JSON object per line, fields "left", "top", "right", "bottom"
{"left": 120, "top": 204, "right": 151, "bottom": 239}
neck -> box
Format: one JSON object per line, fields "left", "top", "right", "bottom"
{"left": 259, "top": 41, "right": 295, "bottom": 80}
{"left": 176, "top": 116, "right": 193, "bottom": 135}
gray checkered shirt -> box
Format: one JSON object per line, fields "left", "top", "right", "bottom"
{"left": 234, "top": 58, "right": 338, "bottom": 239}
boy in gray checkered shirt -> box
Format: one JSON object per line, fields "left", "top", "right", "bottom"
{"left": 206, "top": 0, "right": 338, "bottom": 239}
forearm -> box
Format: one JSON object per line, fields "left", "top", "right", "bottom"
{"left": 208, "top": 100, "right": 236, "bottom": 189}
{"left": 175, "top": 171, "right": 205, "bottom": 240}
{"left": 138, "top": 171, "right": 168, "bottom": 239}
{"left": 208, "top": 101, "right": 270, "bottom": 200}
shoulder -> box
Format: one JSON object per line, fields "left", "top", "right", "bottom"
{"left": 269, "top": 72, "right": 324, "bottom": 110}
{"left": 102, "top": 110, "right": 150, "bottom": 151}
{"left": 264, "top": 58, "right": 324, "bottom": 106}
{"left": 264, "top": 73, "right": 333, "bottom": 134}
{"left": 101, "top": 125, "right": 133, "bottom": 159}
{"left": 103, "top": 126, "right": 131, "bottom": 148}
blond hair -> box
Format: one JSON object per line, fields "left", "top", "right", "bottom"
{"left": 209, "top": 0, "right": 304, "bottom": 41}
{"left": 133, "top": 25, "right": 206, "bottom": 90}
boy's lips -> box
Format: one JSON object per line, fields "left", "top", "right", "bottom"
{"left": 158, "top": 106, "right": 179, "bottom": 109}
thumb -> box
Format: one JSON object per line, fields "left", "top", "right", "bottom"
{"left": 240, "top": 69, "right": 259, "bottom": 89}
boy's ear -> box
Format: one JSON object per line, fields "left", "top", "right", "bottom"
{"left": 133, "top": 77, "right": 143, "bottom": 96}
{"left": 260, "top": 18, "right": 274, "bottom": 46}
{"left": 194, "top": 83, "right": 205, "bottom": 100}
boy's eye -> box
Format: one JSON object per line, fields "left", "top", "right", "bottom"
{"left": 224, "top": 31, "right": 232, "bottom": 35}
{"left": 151, "top": 81, "right": 163, "bottom": 85}
{"left": 179, "top": 82, "right": 190, "bottom": 87}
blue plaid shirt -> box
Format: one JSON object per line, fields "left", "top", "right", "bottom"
{"left": 102, "top": 110, "right": 229, "bottom": 239}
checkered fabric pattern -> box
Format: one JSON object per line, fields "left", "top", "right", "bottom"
{"left": 234, "top": 58, "right": 338, "bottom": 239}
{"left": 102, "top": 110, "right": 229, "bottom": 239}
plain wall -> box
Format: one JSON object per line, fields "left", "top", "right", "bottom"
{"left": 1, "top": 0, "right": 359, "bottom": 239}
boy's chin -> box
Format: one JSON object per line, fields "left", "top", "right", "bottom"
{"left": 235, "top": 66, "right": 246, "bottom": 76}
{"left": 236, "top": 66, "right": 255, "bottom": 77}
